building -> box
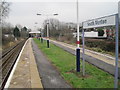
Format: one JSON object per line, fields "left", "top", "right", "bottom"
{"left": 29, "top": 31, "right": 41, "bottom": 38}
{"left": 73, "top": 31, "right": 98, "bottom": 38}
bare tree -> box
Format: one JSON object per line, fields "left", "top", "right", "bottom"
{"left": 0, "top": 0, "right": 10, "bottom": 24}
{"left": 42, "top": 18, "right": 75, "bottom": 42}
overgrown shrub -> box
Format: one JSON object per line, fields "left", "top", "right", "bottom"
{"left": 84, "top": 39, "right": 119, "bottom": 52}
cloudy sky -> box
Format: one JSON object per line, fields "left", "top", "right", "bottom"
{"left": 5, "top": 0, "right": 120, "bottom": 31}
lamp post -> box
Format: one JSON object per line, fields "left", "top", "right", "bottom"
{"left": 37, "top": 13, "right": 58, "bottom": 48}
{"left": 76, "top": 0, "right": 80, "bottom": 72}
{"left": 41, "top": 28, "right": 44, "bottom": 43}
{"left": 35, "top": 22, "right": 43, "bottom": 42}
{"left": 34, "top": 22, "right": 39, "bottom": 39}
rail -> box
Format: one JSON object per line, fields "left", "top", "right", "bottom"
{"left": 0, "top": 39, "right": 26, "bottom": 90}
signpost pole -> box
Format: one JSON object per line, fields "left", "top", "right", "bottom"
{"left": 114, "top": 14, "right": 119, "bottom": 89}
{"left": 82, "top": 13, "right": 118, "bottom": 88}
{"left": 82, "top": 28, "right": 85, "bottom": 76}
{"left": 76, "top": 0, "right": 80, "bottom": 72}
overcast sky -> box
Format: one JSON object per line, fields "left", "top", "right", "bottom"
{"left": 5, "top": 0, "right": 120, "bottom": 31}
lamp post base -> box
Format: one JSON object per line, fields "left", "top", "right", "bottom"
{"left": 41, "top": 38, "right": 43, "bottom": 43}
{"left": 47, "top": 40, "right": 49, "bottom": 48}
{"left": 76, "top": 48, "right": 80, "bottom": 72}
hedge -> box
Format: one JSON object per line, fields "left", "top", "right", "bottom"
{"left": 84, "top": 39, "right": 120, "bottom": 52}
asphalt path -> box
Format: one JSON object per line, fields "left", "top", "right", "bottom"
{"left": 31, "top": 40, "right": 72, "bottom": 88}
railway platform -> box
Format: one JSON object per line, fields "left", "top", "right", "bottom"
{"left": 50, "top": 39, "right": 120, "bottom": 67}
{"left": 49, "top": 39, "right": 120, "bottom": 77}
{"left": 5, "top": 38, "right": 43, "bottom": 88}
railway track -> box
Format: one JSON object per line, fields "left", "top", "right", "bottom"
{"left": 0, "top": 39, "right": 26, "bottom": 90}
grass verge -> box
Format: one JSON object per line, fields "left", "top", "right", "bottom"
{"left": 34, "top": 38, "right": 120, "bottom": 88}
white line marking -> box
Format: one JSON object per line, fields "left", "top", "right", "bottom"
{"left": 4, "top": 39, "right": 29, "bottom": 89}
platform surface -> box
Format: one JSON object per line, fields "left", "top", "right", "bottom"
{"left": 8, "top": 38, "right": 43, "bottom": 88}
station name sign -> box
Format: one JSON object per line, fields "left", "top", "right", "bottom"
{"left": 83, "top": 15, "right": 116, "bottom": 29}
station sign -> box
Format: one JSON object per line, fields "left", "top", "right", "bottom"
{"left": 83, "top": 15, "right": 116, "bottom": 29}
